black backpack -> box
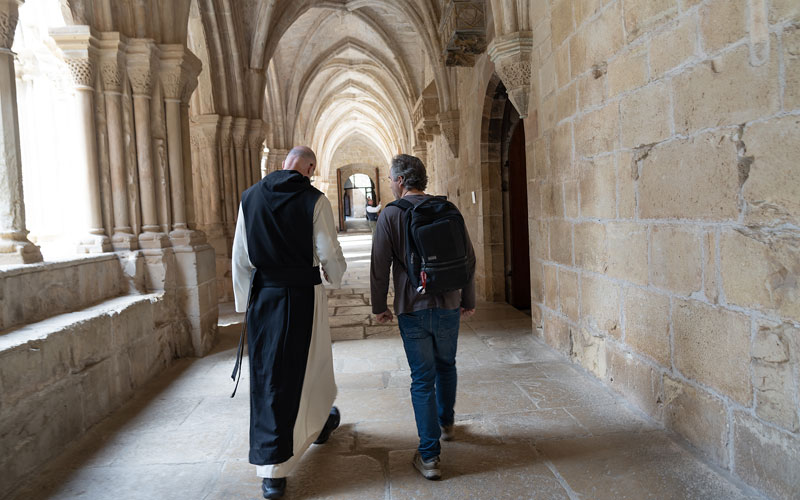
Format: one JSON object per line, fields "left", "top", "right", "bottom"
{"left": 388, "top": 196, "right": 472, "bottom": 295}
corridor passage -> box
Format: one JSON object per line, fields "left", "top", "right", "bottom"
{"left": 9, "top": 235, "right": 760, "bottom": 500}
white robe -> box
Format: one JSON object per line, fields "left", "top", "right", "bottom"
{"left": 232, "top": 195, "right": 346, "bottom": 478}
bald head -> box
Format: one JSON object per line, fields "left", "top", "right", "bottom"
{"left": 283, "top": 146, "right": 317, "bottom": 178}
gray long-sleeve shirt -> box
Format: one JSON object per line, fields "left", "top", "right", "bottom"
{"left": 370, "top": 194, "right": 476, "bottom": 315}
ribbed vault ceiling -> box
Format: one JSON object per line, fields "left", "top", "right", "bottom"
{"left": 260, "top": 1, "right": 436, "bottom": 181}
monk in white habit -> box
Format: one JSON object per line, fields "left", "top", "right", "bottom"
{"left": 232, "top": 146, "right": 346, "bottom": 499}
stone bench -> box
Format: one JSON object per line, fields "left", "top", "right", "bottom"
{"left": 0, "top": 292, "right": 171, "bottom": 497}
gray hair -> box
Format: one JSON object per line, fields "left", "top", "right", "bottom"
{"left": 390, "top": 154, "right": 427, "bottom": 191}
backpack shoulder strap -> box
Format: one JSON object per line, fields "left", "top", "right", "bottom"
{"left": 387, "top": 198, "right": 414, "bottom": 211}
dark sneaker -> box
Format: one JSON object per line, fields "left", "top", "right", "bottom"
{"left": 413, "top": 452, "right": 441, "bottom": 480}
{"left": 441, "top": 424, "right": 455, "bottom": 441}
{"left": 313, "top": 406, "right": 341, "bottom": 444}
{"left": 262, "top": 477, "right": 286, "bottom": 499}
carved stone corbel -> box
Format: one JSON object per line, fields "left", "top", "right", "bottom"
{"left": 488, "top": 31, "right": 533, "bottom": 118}
{"left": 437, "top": 110, "right": 460, "bottom": 158}
{"left": 439, "top": 0, "right": 487, "bottom": 66}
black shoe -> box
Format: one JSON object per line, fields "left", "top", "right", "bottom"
{"left": 262, "top": 477, "right": 286, "bottom": 499}
{"left": 313, "top": 406, "right": 341, "bottom": 444}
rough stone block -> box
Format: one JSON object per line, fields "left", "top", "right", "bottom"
{"left": 639, "top": 131, "right": 739, "bottom": 220}
{"left": 663, "top": 376, "right": 729, "bottom": 466}
{"left": 551, "top": 0, "right": 575, "bottom": 47}
{"left": 784, "top": 25, "right": 800, "bottom": 110}
{"left": 555, "top": 43, "right": 571, "bottom": 88}
{"left": 769, "top": 0, "right": 800, "bottom": 22}
{"left": 606, "top": 345, "right": 664, "bottom": 419}
{"left": 624, "top": 0, "right": 678, "bottom": 42}
{"left": 753, "top": 361, "right": 797, "bottom": 432}
{"left": 559, "top": 268, "right": 579, "bottom": 321}
{"left": 575, "top": 103, "right": 618, "bottom": 158}
{"left": 539, "top": 53, "right": 557, "bottom": 100}
{"left": 649, "top": 14, "right": 697, "bottom": 77}
{"left": 573, "top": 0, "right": 603, "bottom": 27}
{"left": 720, "top": 229, "right": 800, "bottom": 321}
{"left": 563, "top": 181, "right": 578, "bottom": 218}
{"left": 69, "top": 314, "right": 114, "bottom": 372}
{"left": 752, "top": 321, "right": 799, "bottom": 431}
{"left": 329, "top": 314, "right": 370, "bottom": 328}
{"left": 703, "top": 231, "right": 719, "bottom": 303}
{"left": 575, "top": 222, "right": 648, "bottom": 285}
{"left": 555, "top": 84, "right": 577, "bottom": 123}
{"left": 543, "top": 312, "right": 573, "bottom": 355}
{"left": 549, "top": 121, "right": 573, "bottom": 172}
{"left": 608, "top": 47, "right": 648, "bottom": 97}
{"left": 650, "top": 226, "right": 702, "bottom": 295}
{"left": 544, "top": 264, "right": 559, "bottom": 311}
{"left": 733, "top": 411, "right": 800, "bottom": 500}
{"left": 673, "top": 299, "right": 752, "bottom": 404}
{"left": 623, "top": 286, "right": 671, "bottom": 366}
{"left": 572, "top": 327, "right": 607, "bottom": 378}
{"left": 700, "top": 0, "right": 747, "bottom": 53}
{"left": 578, "top": 156, "right": 616, "bottom": 219}
{"left": 577, "top": 71, "right": 606, "bottom": 111}
{"left": 570, "top": 2, "right": 623, "bottom": 75}
{"left": 617, "top": 151, "right": 636, "bottom": 219}
{"left": 741, "top": 115, "right": 800, "bottom": 225}
{"left": 580, "top": 273, "right": 621, "bottom": 338}
{"left": 620, "top": 82, "right": 672, "bottom": 148}
{"left": 673, "top": 39, "right": 780, "bottom": 134}
{"left": 549, "top": 219, "right": 573, "bottom": 266}
{"left": 530, "top": 258, "right": 544, "bottom": 304}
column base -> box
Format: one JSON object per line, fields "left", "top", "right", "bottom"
{"left": 77, "top": 233, "right": 113, "bottom": 254}
{"left": 112, "top": 231, "right": 139, "bottom": 251}
{"left": 169, "top": 228, "right": 207, "bottom": 249}
{"left": 0, "top": 234, "right": 44, "bottom": 265}
{"left": 138, "top": 231, "right": 171, "bottom": 250}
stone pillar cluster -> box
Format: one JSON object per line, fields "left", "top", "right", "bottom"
{"left": 0, "top": 0, "right": 42, "bottom": 264}
{"left": 10, "top": 23, "right": 219, "bottom": 356}
{"left": 189, "top": 113, "right": 266, "bottom": 301}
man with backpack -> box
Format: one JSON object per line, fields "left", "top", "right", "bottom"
{"left": 370, "top": 154, "right": 476, "bottom": 480}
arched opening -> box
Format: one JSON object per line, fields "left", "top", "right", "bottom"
{"left": 481, "top": 75, "right": 531, "bottom": 311}
{"left": 335, "top": 165, "right": 381, "bottom": 233}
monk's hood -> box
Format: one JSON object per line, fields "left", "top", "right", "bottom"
{"left": 257, "top": 170, "right": 314, "bottom": 213}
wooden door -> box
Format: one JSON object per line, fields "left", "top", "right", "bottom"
{"left": 508, "top": 121, "right": 531, "bottom": 310}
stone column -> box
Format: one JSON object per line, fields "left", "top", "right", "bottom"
{"left": 190, "top": 115, "right": 223, "bottom": 235}
{"left": 247, "top": 119, "right": 265, "bottom": 182}
{"left": 0, "top": 0, "right": 42, "bottom": 264}
{"left": 231, "top": 118, "right": 249, "bottom": 209}
{"left": 127, "top": 39, "right": 168, "bottom": 248}
{"left": 159, "top": 44, "right": 203, "bottom": 246}
{"left": 487, "top": 32, "right": 533, "bottom": 119}
{"left": 50, "top": 26, "right": 112, "bottom": 253}
{"left": 267, "top": 148, "right": 289, "bottom": 173}
{"left": 218, "top": 116, "right": 235, "bottom": 236}
{"left": 98, "top": 32, "right": 136, "bottom": 250}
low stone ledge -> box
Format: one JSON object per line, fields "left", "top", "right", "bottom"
{"left": 0, "top": 292, "right": 170, "bottom": 498}
{"left": 0, "top": 253, "right": 127, "bottom": 333}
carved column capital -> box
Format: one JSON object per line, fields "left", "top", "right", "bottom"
{"left": 247, "top": 119, "right": 265, "bottom": 149}
{"left": 231, "top": 118, "right": 248, "bottom": 148}
{"left": 488, "top": 31, "right": 533, "bottom": 118}
{"left": 437, "top": 110, "right": 460, "bottom": 158}
{"left": 190, "top": 114, "right": 219, "bottom": 151}
{"left": 0, "top": 0, "right": 22, "bottom": 50}
{"left": 97, "top": 32, "right": 127, "bottom": 93}
{"left": 49, "top": 26, "right": 100, "bottom": 89}
{"left": 219, "top": 116, "right": 234, "bottom": 148}
{"left": 126, "top": 39, "right": 159, "bottom": 97}
{"left": 158, "top": 44, "right": 202, "bottom": 102}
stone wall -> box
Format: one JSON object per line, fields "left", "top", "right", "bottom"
{"left": 425, "top": 1, "right": 800, "bottom": 498}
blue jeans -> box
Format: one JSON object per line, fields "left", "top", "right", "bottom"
{"left": 397, "top": 307, "right": 460, "bottom": 461}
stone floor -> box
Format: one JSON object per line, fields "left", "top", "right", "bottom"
{"left": 7, "top": 235, "right": 764, "bottom": 500}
